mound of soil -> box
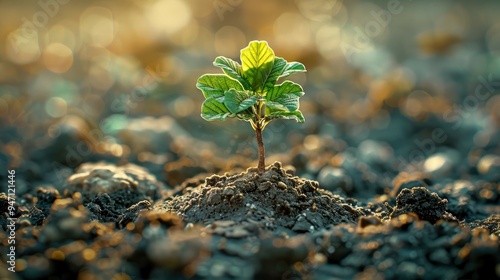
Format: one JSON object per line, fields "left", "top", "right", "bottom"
{"left": 1, "top": 161, "right": 499, "bottom": 279}
{"left": 63, "top": 162, "right": 167, "bottom": 226}
{"left": 390, "top": 187, "right": 456, "bottom": 224}
{"left": 157, "top": 162, "right": 364, "bottom": 234}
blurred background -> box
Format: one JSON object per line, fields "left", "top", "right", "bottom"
{"left": 0, "top": 0, "right": 499, "bottom": 195}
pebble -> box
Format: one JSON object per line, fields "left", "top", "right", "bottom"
{"left": 429, "top": 248, "right": 450, "bottom": 265}
{"left": 317, "top": 167, "right": 352, "bottom": 192}
{"left": 358, "top": 216, "right": 383, "bottom": 228}
{"left": 358, "top": 140, "right": 392, "bottom": 164}
{"left": 207, "top": 190, "right": 222, "bottom": 205}
{"left": 222, "top": 187, "right": 235, "bottom": 197}
{"left": 423, "top": 151, "right": 458, "bottom": 178}
{"left": 225, "top": 227, "right": 250, "bottom": 238}
{"left": 277, "top": 181, "right": 287, "bottom": 190}
{"left": 258, "top": 182, "right": 272, "bottom": 191}
{"left": 292, "top": 216, "right": 314, "bottom": 233}
{"left": 477, "top": 155, "right": 500, "bottom": 182}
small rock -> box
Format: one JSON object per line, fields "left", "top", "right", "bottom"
{"left": 147, "top": 230, "right": 208, "bottom": 270}
{"left": 222, "top": 187, "right": 235, "bottom": 197}
{"left": 429, "top": 248, "right": 451, "bottom": 265}
{"left": 292, "top": 216, "right": 314, "bottom": 233}
{"left": 225, "top": 226, "right": 250, "bottom": 238}
{"left": 358, "top": 215, "right": 383, "bottom": 228}
{"left": 212, "top": 220, "right": 235, "bottom": 228}
{"left": 358, "top": 140, "right": 392, "bottom": 164}
{"left": 423, "top": 151, "right": 458, "bottom": 177}
{"left": 207, "top": 190, "right": 222, "bottom": 205}
{"left": 317, "top": 167, "right": 352, "bottom": 193}
{"left": 477, "top": 155, "right": 500, "bottom": 182}
{"left": 258, "top": 182, "right": 272, "bottom": 191}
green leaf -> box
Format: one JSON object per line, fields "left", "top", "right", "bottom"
{"left": 196, "top": 74, "right": 244, "bottom": 98}
{"left": 201, "top": 95, "right": 233, "bottom": 121}
{"left": 267, "top": 110, "right": 305, "bottom": 123}
{"left": 264, "top": 57, "right": 306, "bottom": 91}
{"left": 264, "top": 57, "right": 287, "bottom": 90}
{"left": 224, "top": 89, "right": 258, "bottom": 114}
{"left": 266, "top": 81, "right": 304, "bottom": 101}
{"left": 281, "top": 61, "right": 306, "bottom": 78}
{"left": 236, "top": 112, "right": 254, "bottom": 121}
{"left": 240, "top": 41, "right": 275, "bottom": 92}
{"left": 266, "top": 94, "right": 299, "bottom": 111}
{"left": 213, "top": 57, "right": 251, "bottom": 89}
{"left": 265, "top": 101, "right": 288, "bottom": 111}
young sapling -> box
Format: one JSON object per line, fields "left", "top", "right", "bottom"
{"left": 196, "top": 40, "right": 306, "bottom": 173}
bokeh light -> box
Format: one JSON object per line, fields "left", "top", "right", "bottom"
{"left": 147, "top": 0, "right": 192, "bottom": 37}
{"left": 45, "top": 97, "right": 68, "bottom": 118}
{"left": 43, "top": 43, "right": 73, "bottom": 73}
{"left": 274, "top": 12, "right": 312, "bottom": 54}
{"left": 214, "top": 26, "right": 247, "bottom": 56}
{"left": 80, "top": 7, "right": 115, "bottom": 47}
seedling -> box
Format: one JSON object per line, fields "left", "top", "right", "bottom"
{"left": 196, "top": 40, "right": 306, "bottom": 173}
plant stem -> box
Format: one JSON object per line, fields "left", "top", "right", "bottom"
{"left": 255, "top": 124, "right": 265, "bottom": 173}
{"left": 252, "top": 99, "right": 266, "bottom": 173}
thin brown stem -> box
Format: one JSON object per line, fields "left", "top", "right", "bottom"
{"left": 252, "top": 99, "right": 266, "bottom": 173}
{"left": 255, "top": 124, "right": 265, "bottom": 173}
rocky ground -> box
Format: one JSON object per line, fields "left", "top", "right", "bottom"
{"left": 1, "top": 134, "right": 499, "bottom": 279}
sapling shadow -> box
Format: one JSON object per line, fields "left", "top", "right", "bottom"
{"left": 196, "top": 40, "right": 306, "bottom": 173}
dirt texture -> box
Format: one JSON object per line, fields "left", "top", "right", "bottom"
{"left": 1, "top": 161, "right": 499, "bottom": 280}
{"left": 158, "top": 162, "right": 364, "bottom": 235}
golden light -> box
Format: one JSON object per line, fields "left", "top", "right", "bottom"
{"left": 82, "top": 248, "right": 96, "bottom": 262}
{"left": 315, "top": 23, "right": 343, "bottom": 60}
{"left": 173, "top": 96, "right": 195, "bottom": 117}
{"left": 43, "top": 43, "right": 73, "bottom": 73}
{"left": 147, "top": 0, "right": 192, "bottom": 36}
{"left": 296, "top": 0, "right": 345, "bottom": 22}
{"left": 80, "top": 7, "right": 115, "bottom": 47}
{"left": 45, "top": 24, "right": 77, "bottom": 50}
{"left": 214, "top": 26, "right": 247, "bottom": 56}
{"left": 6, "top": 30, "right": 41, "bottom": 65}
{"left": 274, "top": 12, "right": 312, "bottom": 53}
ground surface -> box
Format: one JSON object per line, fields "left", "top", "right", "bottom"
{"left": 1, "top": 155, "right": 499, "bottom": 279}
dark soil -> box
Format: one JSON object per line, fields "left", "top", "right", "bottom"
{"left": 158, "top": 162, "right": 364, "bottom": 234}
{"left": 1, "top": 161, "right": 498, "bottom": 279}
